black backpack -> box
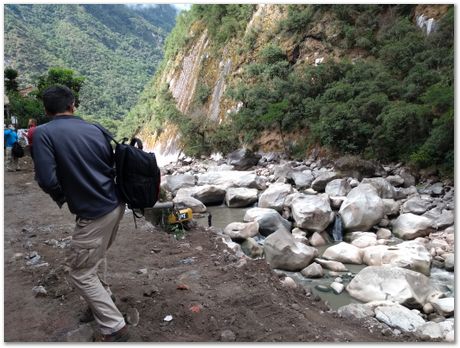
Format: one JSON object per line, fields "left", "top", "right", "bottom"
{"left": 94, "top": 124, "right": 161, "bottom": 215}
{"left": 12, "top": 141, "right": 24, "bottom": 158}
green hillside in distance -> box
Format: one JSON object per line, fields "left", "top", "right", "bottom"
{"left": 4, "top": 4, "right": 177, "bottom": 121}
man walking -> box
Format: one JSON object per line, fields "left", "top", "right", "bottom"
{"left": 33, "top": 85, "right": 129, "bottom": 342}
{"left": 4, "top": 124, "right": 20, "bottom": 171}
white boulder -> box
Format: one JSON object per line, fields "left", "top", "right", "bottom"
{"left": 339, "top": 184, "right": 384, "bottom": 232}
{"left": 264, "top": 229, "right": 318, "bottom": 271}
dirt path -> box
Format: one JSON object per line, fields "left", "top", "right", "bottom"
{"left": 4, "top": 156, "right": 418, "bottom": 342}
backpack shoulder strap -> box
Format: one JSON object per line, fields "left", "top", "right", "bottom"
{"left": 93, "top": 123, "right": 119, "bottom": 145}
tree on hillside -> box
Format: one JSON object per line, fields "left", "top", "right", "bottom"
{"left": 37, "top": 67, "right": 85, "bottom": 107}
{"left": 4, "top": 67, "right": 19, "bottom": 92}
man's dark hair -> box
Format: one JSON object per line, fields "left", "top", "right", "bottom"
{"left": 42, "top": 85, "right": 75, "bottom": 115}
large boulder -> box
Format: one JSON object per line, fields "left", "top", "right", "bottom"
{"left": 362, "top": 240, "right": 432, "bottom": 275}
{"left": 197, "top": 171, "right": 266, "bottom": 190}
{"left": 300, "top": 262, "right": 324, "bottom": 278}
{"left": 345, "top": 232, "right": 378, "bottom": 248}
{"left": 361, "top": 177, "right": 395, "bottom": 199}
{"left": 289, "top": 170, "right": 314, "bottom": 189}
{"left": 334, "top": 156, "right": 384, "bottom": 180}
{"left": 165, "top": 174, "right": 196, "bottom": 194}
{"left": 225, "top": 188, "right": 258, "bottom": 208}
{"left": 423, "top": 208, "right": 454, "bottom": 230}
{"left": 337, "top": 303, "right": 374, "bottom": 320}
{"left": 430, "top": 297, "right": 454, "bottom": 317}
{"left": 322, "top": 242, "right": 363, "bottom": 264}
{"left": 374, "top": 303, "right": 426, "bottom": 333}
{"left": 241, "top": 238, "right": 264, "bottom": 258}
{"left": 314, "top": 258, "right": 348, "bottom": 272}
{"left": 191, "top": 185, "right": 226, "bottom": 205}
{"left": 223, "top": 221, "right": 259, "bottom": 242}
{"left": 401, "top": 196, "right": 432, "bottom": 215}
{"left": 264, "top": 229, "right": 318, "bottom": 271}
{"left": 172, "top": 195, "right": 207, "bottom": 213}
{"left": 290, "top": 194, "right": 334, "bottom": 232}
{"left": 258, "top": 183, "right": 293, "bottom": 212}
{"left": 325, "top": 179, "right": 351, "bottom": 197}
{"left": 339, "top": 184, "right": 385, "bottom": 232}
{"left": 346, "top": 266, "right": 440, "bottom": 306}
{"left": 392, "top": 213, "right": 435, "bottom": 240}
{"left": 243, "top": 207, "right": 291, "bottom": 236}
{"left": 311, "top": 172, "right": 339, "bottom": 192}
{"left": 227, "top": 148, "right": 261, "bottom": 170}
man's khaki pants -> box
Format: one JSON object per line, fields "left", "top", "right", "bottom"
{"left": 67, "top": 204, "right": 126, "bottom": 335}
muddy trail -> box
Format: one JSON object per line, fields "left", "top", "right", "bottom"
{"left": 3, "top": 156, "right": 419, "bottom": 342}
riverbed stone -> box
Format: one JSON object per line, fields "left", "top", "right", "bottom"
{"left": 314, "top": 258, "right": 348, "bottom": 272}
{"left": 173, "top": 195, "right": 207, "bottom": 213}
{"left": 382, "top": 199, "right": 401, "bottom": 217}
{"left": 333, "top": 156, "right": 384, "bottom": 180}
{"left": 290, "top": 194, "right": 334, "bottom": 232}
{"left": 361, "top": 240, "right": 432, "bottom": 275}
{"left": 430, "top": 297, "right": 454, "bottom": 317}
{"left": 227, "top": 148, "right": 261, "bottom": 170}
{"left": 196, "top": 171, "right": 265, "bottom": 190}
{"left": 346, "top": 266, "right": 439, "bottom": 306}
{"left": 309, "top": 231, "right": 328, "bottom": 247}
{"left": 423, "top": 208, "right": 454, "bottom": 230}
{"left": 392, "top": 213, "right": 435, "bottom": 240}
{"left": 325, "top": 179, "right": 351, "bottom": 197}
{"left": 322, "top": 242, "right": 362, "bottom": 264}
{"left": 345, "top": 232, "right": 377, "bottom": 248}
{"left": 165, "top": 174, "right": 196, "bottom": 194}
{"left": 258, "top": 183, "right": 293, "bottom": 212}
{"left": 223, "top": 221, "right": 259, "bottom": 242}
{"left": 386, "top": 175, "right": 405, "bottom": 187}
{"left": 415, "top": 321, "right": 444, "bottom": 340}
{"left": 191, "top": 185, "right": 226, "bottom": 205}
{"left": 361, "top": 177, "right": 395, "bottom": 199}
{"left": 300, "top": 262, "right": 324, "bottom": 278}
{"left": 291, "top": 228, "right": 308, "bottom": 244}
{"left": 444, "top": 253, "right": 454, "bottom": 271}
{"left": 339, "top": 184, "right": 385, "bottom": 232}
{"left": 401, "top": 196, "right": 432, "bottom": 215}
{"left": 311, "top": 172, "right": 338, "bottom": 192}
{"left": 376, "top": 228, "right": 392, "bottom": 240}
{"left": 225, "top": 187, "right": 258, "bottom": 208}
{"left": 374, "top": 303, "right": 425, "bottom": 332}
{"left": 289, "top": 171, "right": 314, "bottom": 189}
{"left": 337, "top": 303, "right": 374, "bottom": 320}
{"left": 330, "top": 282, "right": 345, "bottom": 294}
{"left": 243, "top": 207, "right": 291, "bottom": 236}
{"left": 264, "top": 228, "right": 318, "bottom": 271}
{"left": 241, "top": 237, "right": 264, "bottom": 258}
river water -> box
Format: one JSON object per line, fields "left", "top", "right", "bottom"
{"left": 187, "top": 205, "right": 453, "bottom": 310}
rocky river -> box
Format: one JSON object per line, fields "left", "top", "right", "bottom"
{"left": 156, "top": 150, "right": 455, "bottom": 342}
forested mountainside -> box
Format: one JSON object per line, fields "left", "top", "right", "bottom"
{"left": 121, "top": 5, "right": 453, "bottom": 176}
{"left": 4, "top": 4, "right": 176, "bottom": 124}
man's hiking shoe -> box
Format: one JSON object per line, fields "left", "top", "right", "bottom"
{"left": 93, "top": 325, "right": 130, "bottom": 342}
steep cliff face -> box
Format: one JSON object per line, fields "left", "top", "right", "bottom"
{"left": 135, "top": 4, "right": 452, "bottom": 167}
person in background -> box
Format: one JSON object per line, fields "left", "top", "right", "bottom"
{"left": 4, "top": 124, "right": 20, "bottom": 171}
{"left": 26, "top": 118, "right": 37, "bottom": 159}
{"left": 33, "top": 85, "right": 129, "bottom": 342}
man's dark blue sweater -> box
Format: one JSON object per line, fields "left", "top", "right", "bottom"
{"left": 33, "top": 115, "right": 121, "bottom": 219}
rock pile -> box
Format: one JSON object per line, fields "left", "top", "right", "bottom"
{"left": 160, "top": 152, "right": 454, "bottom": 341}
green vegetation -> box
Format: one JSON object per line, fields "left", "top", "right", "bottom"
{"left": 4, "top": 4, "right": 176, "bottom": 130}
{"left": 191, "top": 5, "right": 256, "bottom": 45}
{"left": 5, "top": 67, "right": 85, "bottom": 127}
{"left": 228, "top": 5, "right": 454, "bottom": 176}
{"left": 122, "top": 4, "right": 452, "bottom": 177}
